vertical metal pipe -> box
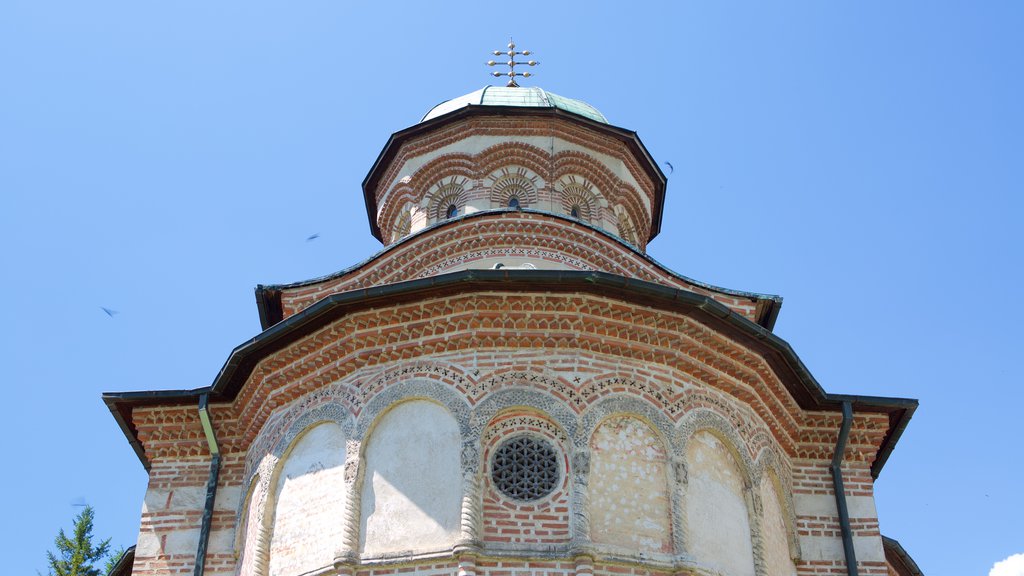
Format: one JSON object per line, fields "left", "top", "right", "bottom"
{"left": 195, "top": 393, "right": 221, "bottom": 576}
{"left": 830, "top": 401, "right": 858, "bottom": 576}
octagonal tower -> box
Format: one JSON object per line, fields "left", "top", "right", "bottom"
{"left": 363, "top": 86, "right": 665, "bottom": 251}
{"left": 105, "top": 81, "right": 920, "bottom": 576}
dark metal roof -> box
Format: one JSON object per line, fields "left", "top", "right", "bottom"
{"left": 255, "top": 208, "right": 783, "bottom": 331}
{"left": 108, "top": 545, "right": 136, "bottom": 576}
{"left": 104, "top": 269, "right": 914, "bottom": 475}
{"left": 883, "top": 536, "right": 925, "bottom": 576}
{"left": 361, "top": 105, "right": 668, "bottom": 244}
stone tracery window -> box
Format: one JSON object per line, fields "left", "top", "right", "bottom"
{"left": 491, "top": 436, "right": 560, "bottom": 502}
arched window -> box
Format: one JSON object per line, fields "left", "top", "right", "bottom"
{"left": 427, "top": 176, "right": 468, "bottom": 223}
{"left": 488, "top": 166, "right": 539, "bottom": 209}
{"left": 558, "top": 176, "right": 599, "bottom": 223}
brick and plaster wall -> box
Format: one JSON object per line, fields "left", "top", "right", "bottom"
{"left": 369, "top": 117, "right": 657, "bottom": 248}
{"left": 271, "top": 213, "right": 771, "bottom": 325}
{"left": 126, "top": 292, "right": 891, "bottom": 576}
{"left": 480, "top": 410, "right": 572, "bottom": 548}
{"left": 110, "top": 87, "right": 912, "bottom": 576}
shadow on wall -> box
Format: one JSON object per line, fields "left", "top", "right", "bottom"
{"left": 359, "top": 400, "right": 463, "bottom": 555}
{"left": 268, "top": 423, "right": 347, "bottom": 576}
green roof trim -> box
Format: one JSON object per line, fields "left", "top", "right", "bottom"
{"left": 422, "top": 86, "right": 608, "bottom": 124}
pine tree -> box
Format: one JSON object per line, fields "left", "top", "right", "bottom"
{"left": 103, "top": 547, "right": 127, "bottom": 576}
{"left": 44, "top": 506, "right": 112, "bottom": 576}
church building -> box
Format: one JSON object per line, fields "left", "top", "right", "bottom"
{"left": 104, "top": 46, "right": 922, "bottom": 576}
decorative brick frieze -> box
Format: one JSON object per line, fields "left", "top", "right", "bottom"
{"left": 276, "top": 213, "right": 764, "bottom": 324}
{"left": 219, "top": 297, "right": 812, "bottom": 461}
{"left": 371, "top": 117, "right": 658, "bottom": 233}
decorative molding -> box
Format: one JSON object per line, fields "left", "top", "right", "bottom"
{"left": 355, "top": 378, "right": 473, "bottom": 440}
{"left": 472, "top": 387, "right": 579, "bottom": 441}
{"left": 580, "top": 395, "right": 676, "bottom": 451}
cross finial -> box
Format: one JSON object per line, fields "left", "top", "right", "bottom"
{"left": 486, "top": 37, "right": 538, "bottom": 87}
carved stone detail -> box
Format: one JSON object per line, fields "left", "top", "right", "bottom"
{"left": 471, "top": 387, "right": 579, "bottom": 442}
{"left": 338, "top": 443, "right": 364, "bottom": 560}
{"left": 570, "top": 447, "right": 592, "bottom": 546}
{"left": 355, "top": 378, "right": 472, "bottom": 440}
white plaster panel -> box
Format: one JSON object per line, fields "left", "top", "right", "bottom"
{"left": 588, "top": 416, "right": 672, "bottom": 553}
{"left": 798, "top": 535, "right": 885, "bottom": 563}
{"left": 269, "top": 422, "right": 347, "bottom": 576}
{"left": 169, "top": 486, "right": 206, "bottom": 510}
{"left": 360, "top": 400, "right": 462, "bottom": 555}
{"left": 759, "top": 477, "right": 797, "bottom": 576}
{"left": 142, "top": 489, "right": 169, "bottom": 512}
{"left": 793, "top": 494, "right": 878, "bottom": 519}
{"left": 135, "top": 532, "right": 161, "bottom": 557}
{"left": 684, "top": 431, "right": 756, "bottom": 576}
{"left": 165, "top": 528, "right": 201, "bottom": 555}
{"left": 207, "top": 527, "right": 236, "bottom": 554}
{"left": 215, "top": 485, "right": 241, "bottom": 512}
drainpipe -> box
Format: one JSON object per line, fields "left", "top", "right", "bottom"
{"left": 830, "top": 401, "right": 858, "bottom": 576}
{"left": 195, "top": 393, "right": 221, "bottom": 576}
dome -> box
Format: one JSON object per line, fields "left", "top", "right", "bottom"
{"left": 421, "top": 86, "right": 608, "bottom": 124}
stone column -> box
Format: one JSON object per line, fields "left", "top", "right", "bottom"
{"left": 669, "top": 456, "right": 688, "bottom": 558}
{"left": 456, "top": 440, "right": 483, "bottom": 550}
{"left": 746, "top": 481, "right": 768, "bottom": 576}
{"left": 247, "top": 458, "right": 277, "bottom": 576}
{"left": 569, "top": 447, "right": 592, "bottom": 552}
{"left": 334, "top": 440, "right": 363, "bottom": 571}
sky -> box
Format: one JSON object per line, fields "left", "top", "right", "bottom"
{"left": 2, "top": 2, "right": 1021, "bottom": 575}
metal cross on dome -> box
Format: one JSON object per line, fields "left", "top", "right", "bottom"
{"left": 486, "top": 38, "right": 539, "bottom": 87}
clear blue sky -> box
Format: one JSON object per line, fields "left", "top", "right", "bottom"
{"left": 2, "top": 2, "right": 1021, "bottom": 575}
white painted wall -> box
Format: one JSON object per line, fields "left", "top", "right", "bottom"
{"left": 359, "top": 400, "right": 463, "bottom": 556}
{"left": 684, "top": 431, "right": 756, "bottom": 576}
{"left": 588, "top": 416, "right": 672, "bottom": 553}
{"left": 268, "top": 422, "right": 347, "bottom": 576}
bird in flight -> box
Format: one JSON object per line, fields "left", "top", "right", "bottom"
{"left": 663, "top": 161, "right": 674, "bottom": 174}
{"left": 100, "top": 307, "right": 119, "bottom": 317}
{"left": 306, "top": 233, "right": 320, "bottom": 242}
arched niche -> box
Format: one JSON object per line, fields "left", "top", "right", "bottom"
{"left": 479, "top": 408, "right": 572, "bottom": 546}
{"left": 267, "top": 422, "right": 347, "bottom": 576}
{"left": 588, "top": 415, "right": 672, "bottom": 554}
{"left": 684, "top": 430, "right": 756, "bottom": 576}
{"left": 359, "top": 399, "right": 463, "bottom": 556}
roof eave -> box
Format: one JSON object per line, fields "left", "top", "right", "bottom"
{"left": 254, "top": 209, "right": 781, "bottom": 330}
{"left": 882, "top": 535, "right": 925, "bottom": 576}
{"left": 110, "top": 270, "right": 914, "bottom": 474}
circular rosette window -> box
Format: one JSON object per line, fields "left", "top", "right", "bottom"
{"left": 491, "top": 436, "right": 560, "bottom": 502}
